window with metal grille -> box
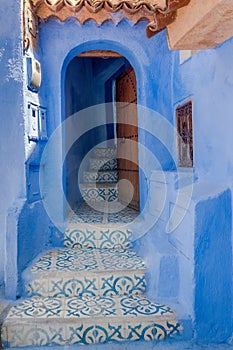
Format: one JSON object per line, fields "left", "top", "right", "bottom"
{"left": 176, "top": 100, "right": 193, "bottom": 167}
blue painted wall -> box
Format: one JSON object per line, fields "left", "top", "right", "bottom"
{"left": 171, "top": 39, "right": 233, "bottom": 340}
{"left": 173, "top": 38, "right": 233, "bottom": 187}
{"left": 195, "top": 189, "right": 232, "bottom": 342}
{"left": 0, "top": 0, "right": 25, "bottom": 291}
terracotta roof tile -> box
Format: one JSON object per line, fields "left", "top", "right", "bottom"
{"left": 26, "top": 0, "right": 190, "bottom": 39}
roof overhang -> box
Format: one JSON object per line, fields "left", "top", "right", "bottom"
{"left": 23, "top": 0, "right": 190, "bottom": 50}
{"left": 167, "top": 0, "right": 233, "bottom": 49}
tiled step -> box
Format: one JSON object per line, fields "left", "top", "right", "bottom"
{"left": 80, "top": 183, "right": 118, "bottom": 202}
{"left": 65, "top": 202, "right": 138, "bottom": 249}
{"left": 64, "top": 221, "right": 133, "bottom": 249}
{"left": 83, "top": 170, "right": 118, "bottom": 183}
{"left": 93, "top": 147, "right": 117, "bottom": 159}
{"left": 23, "top": 248, "right": 147, "bottom": 298}
{"left": 89, "top": 157, "right": 117, "bottom": 171}
{"left": 2, "top": 295, "right": 182, "bottom": 348}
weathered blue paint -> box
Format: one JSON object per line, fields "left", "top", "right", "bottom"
{"left": 171, "top": 39, "right": 233, "bottom": 341}
{"left": 0, "top": 0, "right": 25, "bottom": 290}
{"left": 195, "top": 189, "right": 232, "bottom": 342}
{"left": 173, "top": 38, "right": 233, "bottom": 187}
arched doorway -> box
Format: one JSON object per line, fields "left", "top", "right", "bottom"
{"left": 64, "top": 50, "right": 140, "bottom": 217}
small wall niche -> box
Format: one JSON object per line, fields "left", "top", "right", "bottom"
{"left": 28, "top": 102, "right": 47, "bottom": 141}
{"left": 176, "top": 100, "right": 193, "bottom": 168}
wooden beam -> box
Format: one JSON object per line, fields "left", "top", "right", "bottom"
{"left": 166, "top": 0, "right": 233, "bottom": 50}
{"left": 77, "top": 50, "right": 123, "bottom": 58}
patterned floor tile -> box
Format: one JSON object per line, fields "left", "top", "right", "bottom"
{"left": 118, "top": 295, "right": 175, "bottom": 317}
{"left": 98, "top": 248, "right": 147, "bottom": 270}
{"left": 124, "top": 319, "right": 182, "bottom": 341}
{"left": 5, "top": 297, "right": 65, "bottom": 320}
{"left": 97, "top": 228, "right": 133, "bottom": 249}
{"left": 26, "top": 272, "right": 146, "bottom": 299}
{"left": 83, "top": 170, "right": 118, "bottom": 183}
{"left": 68, "top": 202, "right": 105, "bottom": 223}
{"left": 64, "top": 217, "right": 133, "bottom": 249}
{"left": 67, "top": 201, "right": 138, "bottom": 226}
{"left": 64, "top": 295, "right": 117, "bottom": 318}
{"left": 66, "top": 322, "right": 126, "bottom": 345}
{"left": 31, "top": 248, "right": 99, "bottom": 273}
{"left": 25, "top": 278, "right": 49, "bottom": 297}
{"left": 30, "top": 248, "right": 146, "bottom": 275}
{"left": 2, "top": 323, "right": 67, "bottom": 347}
{"left": 4, "top": 295, "right": 176, "bottom": 321}
{"left": 100, "top": 273, "right": 146, "bottom": 297}
{"left": 24, "top": 248, "right": 147, "bottom": 298}
{"left": 90, "top": 158, "right": 118, "bottom": 171}
{"left": 48, "top": 276, "right": 99, "bottom": 298}
{"left": 93, "top": 148, "right": 117, "bottom": 159}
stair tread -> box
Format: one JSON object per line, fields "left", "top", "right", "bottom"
{"left": 67, "top": 201, "right": 139, "bottom": 226}
{"left": 93, "top": 147, "right": 117, "bottom": 157}
{"left": 90, "top": 157, "right": 117, "bottom": 161}
{"left": 84, "top": 170, "right": 118, "bottom": 174}
{"left": 27, "top": 248, "right": 147, "bottom": 275}
{"left": 3, "top": 295, "right": 177, "bottom": 323}
{"left": 80, "top": 183, "right": 118, "bottom": 188}
{"left": 89, "top": 158, "right": 117, "bottom": 171}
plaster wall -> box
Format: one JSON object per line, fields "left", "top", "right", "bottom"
{"left": 194, "top": 189, "right": 232, "bottom": 342}
{"left": 170, "top": 38, "right": 233, "bottom": 341}
{"left": 173, "top": 38, "right": 233, "bottom": 188}
{"left": 0, "top": 0, "right": 26, "bottom": 288}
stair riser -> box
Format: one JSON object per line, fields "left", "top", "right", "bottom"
{"left": 83, "top": 171, "right": 118, "bottom": 183}
{"left": 2, "top": 319, "right": 180, "bottom": 348}
{"left": 80, "top": 186, "right": 118, "bottom": 202}
{"left": 90, "top": 158, "right": 117, "bottom": 171}
{"left": 64, "top": 226, "right": 133, "bottom": 249}
{"left": 94, "top": 148, "right": 117, "bottom": 159}
{"left": 25, "top": 273, "right": 146, "bottom": 298}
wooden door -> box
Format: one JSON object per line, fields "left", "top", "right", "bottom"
{"left": 116, "top": 66, "right": 140, "bottom": 211}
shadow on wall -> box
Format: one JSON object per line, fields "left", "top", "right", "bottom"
{"left": 194, "top": 188, "right": 233, "bottom": 342}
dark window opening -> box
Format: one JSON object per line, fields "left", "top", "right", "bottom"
{"left": 176, "top": 100, "right": 193, "bottom": 167}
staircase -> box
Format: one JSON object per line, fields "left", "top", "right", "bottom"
{"left": 1, "top": 148, "right": 182, "bottom": 348}
{"left": 80, "top": 147, "right": 118, "bottom": 203}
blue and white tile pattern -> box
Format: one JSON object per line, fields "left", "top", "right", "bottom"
{"left": 2, "top": 295, "right": 182, "bottom": 347}
{"left": 24, "top": 248, "right": 147, "bottom": 298}
{"left": 83, "top": 170, "right": 118, "bottom": 183}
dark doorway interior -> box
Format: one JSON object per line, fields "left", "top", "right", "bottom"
{"left": 65, "top": 51, "right": 139, "bottom": 212}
